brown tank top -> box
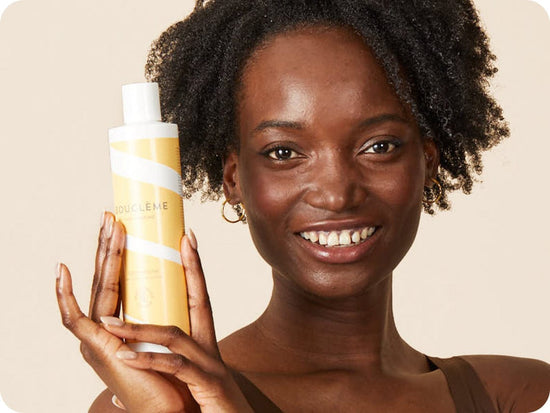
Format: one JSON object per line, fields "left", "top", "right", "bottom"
{"left": 231, "top": 355, "right": 497, "bottom": 412}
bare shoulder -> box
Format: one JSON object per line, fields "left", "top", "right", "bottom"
{"left": 89, "top": 388, "right": 121, "bottom": 413}
{"left": 460, "top": 354, "right": 550, "bottom": 412}
{"left": 218, "top": 323, "right": 263, "bottom": 370}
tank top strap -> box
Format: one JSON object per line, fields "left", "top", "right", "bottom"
{"left": 231, "top": 370, "right": 283, "bottom": 413}
{"left": 427, "top": 356, "right": 497, "bottom": 413}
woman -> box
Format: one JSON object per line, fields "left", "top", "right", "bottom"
{"left": 56, "top": 0, "right": 550, "bottom": 411}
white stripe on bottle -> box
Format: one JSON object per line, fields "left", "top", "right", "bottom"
{"left": 125, "top": 234, "right": 182, "bottom": 265}
{"left": 110, "top": 147, "right": 183, "bottom": 196}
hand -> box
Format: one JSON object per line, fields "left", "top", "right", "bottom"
{"left": 56, "top": 212, "right": 252, "bottom": 412}
{"left": 100, "top": 227, "right": 253, "bottom": 412}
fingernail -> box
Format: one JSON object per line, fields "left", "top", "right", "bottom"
{"left": 100, "top": 316, "right": 124, "bottom": 326}
{"left": 112, "top": 395, "right": 126, "bottom": 410}
{"left": 186, "top": 227, "right": 198, "bottom": 250}
{"left": 105, "top": 215, "right": 114, "bottom": 239}
{"left": 100, "top": 210, "right": 106, "bottom": 229}
{"left": 116, "top": 350, "right": 137, "bottom": 360}
{"left": 56, "top": 262, "right": 64, "bottom": 289}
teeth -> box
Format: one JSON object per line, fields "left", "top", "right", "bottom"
{"left": 327, "top": 232, "right": 339, "bottom": 246}
{"left": 299, "top": 226, "right": 377, "bottom": 247}
{"left": 309, "top": 232, "right": 319, "bottom": 242}
{"left": 339, "top": 230, "right": 351, "bottom": 245}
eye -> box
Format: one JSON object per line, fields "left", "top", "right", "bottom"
{"left": 362, "top": 140, "right": 399, "bottom": 154}
{"left": 264, "top": 146, "right": 300, "bottom": 160}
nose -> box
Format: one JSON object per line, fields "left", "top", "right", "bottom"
{"left": 302, "top": 152, "right": 368, "bottom": 212}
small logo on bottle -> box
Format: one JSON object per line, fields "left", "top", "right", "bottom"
{"left": 135, "top": 287, "right": 153, "bottom": 307}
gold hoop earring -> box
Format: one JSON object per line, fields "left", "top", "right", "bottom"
{"left": 222, "top": 200, "right": 246, "bottom": 223}
{"left": 423, "top": 178, "right": 443, "bottom": 206}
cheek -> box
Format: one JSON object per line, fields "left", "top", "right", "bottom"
{"left": 371, "top": 146, "right": 426, "bottom": 210}
{"left": 237, "top": 161, "right": 302, "bottom": 267}
{"left": 239, "top": 160, "right": 301, "bottom": 222}
{"left": 376, "top": 155, "right": 426, "bottom": 248}
{"left": 385, "top": 164, "right": 424, "bottom": 208}
{"left": 238, "top": 159, "right": 302, "bottom": 259}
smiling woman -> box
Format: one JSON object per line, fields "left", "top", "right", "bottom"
{"left": 54, "top": 0, "right": 550, "bottom": 412}
{"left": 225, "top": 27, "right": 434, "bottom": 296}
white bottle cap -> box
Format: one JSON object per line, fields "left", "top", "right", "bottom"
{"left": 122, "top": 82, "right": 162, "bottom": 124}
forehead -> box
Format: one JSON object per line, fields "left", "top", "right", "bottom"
{"left": 237, "top": 25, "right": 409, "bottom": 132}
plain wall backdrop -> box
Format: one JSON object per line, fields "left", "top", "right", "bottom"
{"left": 0, "top": 1, "right": 548, "bottom": 412}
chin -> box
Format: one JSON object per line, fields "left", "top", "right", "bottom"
{"left": 272, "top": 260, "right": 395, "bottom": 303}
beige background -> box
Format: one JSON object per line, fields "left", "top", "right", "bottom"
{"left": 0, "top": 1, "right": 548, "bottom": 412}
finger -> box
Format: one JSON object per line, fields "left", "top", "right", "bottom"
{"left": 101, "top": 319, "right": 220, "bottom": 373}
{"left": 115, "top": 350, "right": 225, "bottom": 389}
{"left": 89, "top": 220, "right": 125, "bottom": 322}
{"left": 112, "top": 395, "right": 126, "bottom": 410}
{"left": 116, "top": 351, "right": 250, "bottom": 412}
{"left": 181, "top": 229, "right": 219, "bottom": 357}
{"left": 57, "top": 262, "right": 96, "bottom": 338}
{"left": 89, "top": 211, "right": 115, "bottom": 316}
{"left": 56, "top": 263, "right": 122, "bottom": 355}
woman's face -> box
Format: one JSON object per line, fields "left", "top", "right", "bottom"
{"left": 223, "top": 26, "right": 438, "bottom": 299}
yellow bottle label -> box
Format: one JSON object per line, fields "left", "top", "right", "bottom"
{"left": 110, "top": 136, "right": 189, "bottom": 335}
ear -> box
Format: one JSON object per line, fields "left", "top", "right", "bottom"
{"left": 423, "top": 138, "right": 440, "bottom": 186}
{"left": 222, "top": 151, "right": 243, "bottom": 203}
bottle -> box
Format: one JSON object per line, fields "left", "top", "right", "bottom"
{"left": 109, "top": 82, "right": 189, "bottom": 353}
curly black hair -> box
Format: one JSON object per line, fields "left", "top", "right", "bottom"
{"left": 145, "top": 0, "right": 509, "bottom": 213}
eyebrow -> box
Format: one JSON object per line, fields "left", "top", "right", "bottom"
{"left": 355, "top": 113, "right": 410, "bottom": 129}
{"left": 253, "top": 120, "right": 304, "bottom": 133}
{"left": 252, "top": 113, "right": 410, "bottom": 135}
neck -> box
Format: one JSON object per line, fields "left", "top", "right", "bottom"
{"left": 255, "top": 272, "right": 426, "bottom": 375}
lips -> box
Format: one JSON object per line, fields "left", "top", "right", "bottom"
{"left": 294, "top": 221, "right": 380, "bottom": 264}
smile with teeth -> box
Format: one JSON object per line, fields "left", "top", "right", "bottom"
{"left": 299, "top": 227, "right": 377, "bottom": 247}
